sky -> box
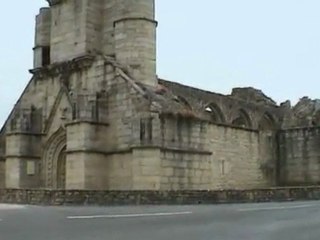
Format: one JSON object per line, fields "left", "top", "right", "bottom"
{"left": 1, "top": 1, "right": 320, "bottom": 126}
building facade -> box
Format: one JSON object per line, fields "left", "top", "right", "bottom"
{"left": 1, "top": 0, "right": 320, "bottom": 190}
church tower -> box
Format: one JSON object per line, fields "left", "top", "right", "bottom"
{"left": 33, "top": 0, "right": 157, "bottom": 86}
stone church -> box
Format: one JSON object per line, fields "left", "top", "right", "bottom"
{"left": 1, "top": 0, "right": 320, "bottom": 190}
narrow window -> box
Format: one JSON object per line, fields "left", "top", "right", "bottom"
{"left": 91, "top": 101, "right": 99, "bottom": 121}
{"left": 42, "top": 46, "right": 51, "bottom": 66}
{"left": 72, "top": 103, "right": 77, "bottom": 120}
{"left": 140, "top": 119, "right": 146, "bottom": 142}
{"left": 147, "top": 118, "right": 153, "bottom": 141}
{"left": 140, "top": 117, "right": 153, "bottom": 143}
{"left": 221, "top": 160, "right": 225, "bottom": 175}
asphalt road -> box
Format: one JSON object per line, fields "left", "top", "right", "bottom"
{"left": 1, "top": 201, "right": 320, "bottom": 240}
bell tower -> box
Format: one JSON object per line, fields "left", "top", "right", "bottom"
{"left": 33, "top": 0, "right": 157, "bottom": 86}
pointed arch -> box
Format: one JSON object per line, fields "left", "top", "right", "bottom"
{"left": 205, "top": 103, "right": 226, "bottom": 123}
{"left": 232, "top": 109, "right": 252, "bottom": 128}
{"left": 42, "top": 127, "right": 67, "bottom": 189}
{"left": 259, "top": 112, "right": 276, "bottom": 130}
{"left": 177, "top": 96, "right": 192, "bottom": 110}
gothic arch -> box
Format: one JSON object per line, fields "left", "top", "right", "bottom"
{"left": 205, "top": 103, "right": 226, "bottom": 123}
{"left": 232, "top": 109, "right": 252, "bottom": 128}
{"left": 176, "top": 95, "right": 192, "bottom": 110}
{"left": 42, "top": 127, "right": 67, "bottom": 189}
{"left": 259, "top": 112, "right": 276, "bottom": 130}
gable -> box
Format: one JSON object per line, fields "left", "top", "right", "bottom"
{"left": 0, "top": 78, "right": 35, "bottom": 135}
{"left": 44, "top": 87, "right": 73, "bottom": 136}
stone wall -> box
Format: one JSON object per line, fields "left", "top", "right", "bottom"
{"left": 5, "top": 134, "right": 42, "bottom": 189}
{"left": 1, "top": 187, "right": 320, "bottom": 206}
{"left": 0, "top": 161, "right": 4, "bottom": 188}
{"left": 208, "top": 125, "right": 268, "bottom": 189}
{"left": 159, "top": 80, "right": 283, "bottom": 130}
{"left": 160, "top": 151, "right": 212, "bottom": 190}
{"left": 159, "top": 115, "right": 211, "bottom": 190}
{"left": 279, "top": 127, "right": 320, "bottom": 185}
{"left": 49, "top": 0, "right": 90, "bottom": 62}
{"left": 259, "top": 131, "right": 278, "bottom": 186}
{"left": 158, "top": 115, "right": 273, "bottom": 190}
{"left": 66, "top": 151, "right": 133, "bottom": 190}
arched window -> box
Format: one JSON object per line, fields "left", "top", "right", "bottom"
{"left": 232, "top": 109, "right": 252, "bottom": 128}
{"left": 259, "top": 112, "right": 276, "bottom": 130}
{"left": 205, "top": 103, "right": 226, "bottom": 123}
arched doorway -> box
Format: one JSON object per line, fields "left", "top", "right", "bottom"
{"left": 43, "top": 128, "right": 67, "bottom": 189}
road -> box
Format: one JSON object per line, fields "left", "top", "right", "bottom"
{"left": 1, "top": 201, "right": 320, "bottom": 240}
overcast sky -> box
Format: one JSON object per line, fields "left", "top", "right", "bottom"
{"left": 1, "top": 1, "right": 320, "bottom": 126}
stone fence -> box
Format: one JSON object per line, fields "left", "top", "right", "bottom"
{"left": 1, "top": 187, "right": 320, "bottom": 206}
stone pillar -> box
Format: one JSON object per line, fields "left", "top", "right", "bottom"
{"left": 33, "top": 7, "right": 51, "bottom": 68}
{"left": 66, "top": 121, "right": 109, "bottom": 190}
{"left": 114, "top": 0, "right": 157, "bottom": 86}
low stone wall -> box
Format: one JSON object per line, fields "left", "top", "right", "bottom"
{"left": 1, "top": 187, "right": 320, "bottom": 206}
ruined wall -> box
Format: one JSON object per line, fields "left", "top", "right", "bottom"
{"left": 158, "top": 115, "right": 272, "bottom": 190}
{"left": 279, "top": 127, "right": 320, "bottom": 185}
{"left": 208, "top": 125, "right": 269, "bottom": 189}
{"left": 159, "top": 80, "right": 283, "bottom": 130}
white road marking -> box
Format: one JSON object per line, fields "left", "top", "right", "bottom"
{"left": 0, "top": 204, "right": 26, "bottom": 210}
{"left": 67, "top": 211, "right": 192, "bottom": 220}
{"left": 238, "top": 204, "right": 318, "bottom": 212}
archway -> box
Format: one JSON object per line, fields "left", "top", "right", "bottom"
{"left": 205, "top": 103, "right": 226, "bottom": 123}
{"left": 43, "top": 128, "right": 67, "bottom": 189}
{"left": 232, "top": 109, "right": 252, "bottom": 128}
{"left": 259, "top": 112, "right": 276, "bottom": 130}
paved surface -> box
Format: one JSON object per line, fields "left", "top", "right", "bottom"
{"left": 1, "top": 201, "right": 320, "bottom": 240}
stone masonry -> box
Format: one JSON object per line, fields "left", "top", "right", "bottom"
{"left": 1, "top": 0, "right": 320, "bottom": 191}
